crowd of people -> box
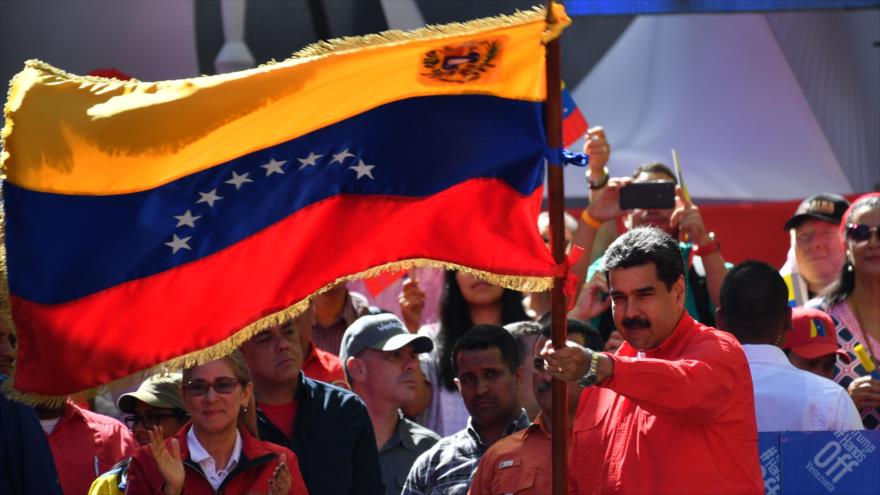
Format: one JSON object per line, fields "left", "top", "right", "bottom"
{"left": 1, "top": 127, "right": 878, "bottom": 494}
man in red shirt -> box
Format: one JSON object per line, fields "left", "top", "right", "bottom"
{"left": 542, "top": 227, "right": 763, "bottom": 494}
{"left": 36, "top": 400, "right": 137, "bottom": 495}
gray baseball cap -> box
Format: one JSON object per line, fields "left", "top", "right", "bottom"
{"left": 339, "top": 314, "right": 434, "bottom": 367}
{"left": 117, "top": 372, "right": 186, "bottom": 413}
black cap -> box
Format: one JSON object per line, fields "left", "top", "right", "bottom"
{"left": 783, "top": 193, "right": 850, "bottom": 231}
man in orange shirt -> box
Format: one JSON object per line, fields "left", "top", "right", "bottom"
{"left": 468, "top": 319, "right": 601, "bottom": 495}
{"left": 542, "top": 227, "right": 763, "bottom": 494}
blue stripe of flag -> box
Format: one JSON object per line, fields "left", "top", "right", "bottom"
{"left": 4, "top": 94, "right": 547, "bottom": 305}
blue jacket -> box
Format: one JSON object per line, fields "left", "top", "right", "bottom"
{"left": 257, "top": 372, "right": 384, "bottom": 495}
{"left": 0, "top": 377, "right": 64, "bottom": 495}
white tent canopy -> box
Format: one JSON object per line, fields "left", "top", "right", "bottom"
{"left": 563, "top": 10, "right": 878, "bottom": 201}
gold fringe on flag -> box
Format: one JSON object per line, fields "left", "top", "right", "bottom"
{"left": 0, "top": 257, "right": 553, "bottom": 407}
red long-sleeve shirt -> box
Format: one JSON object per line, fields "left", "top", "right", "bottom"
{"left": 569, "top": 313, "right": 763, "bottom": 494}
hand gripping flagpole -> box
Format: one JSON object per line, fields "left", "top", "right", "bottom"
{"left": 544, "top": 2, "right": 569, "bottom": 494}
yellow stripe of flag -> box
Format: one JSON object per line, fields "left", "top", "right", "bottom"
{"left": 2, "top": 7, "right": 553, "bottom": 195}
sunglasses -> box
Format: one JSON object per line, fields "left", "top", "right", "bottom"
{"left": 183, "top": 377, "right": 242, "bottom": 397}
{"left": 845, "top": 223, "right": 880, "bottom": 243}
{"left": 123, "top": 412, "right": 180, "bottom": 429}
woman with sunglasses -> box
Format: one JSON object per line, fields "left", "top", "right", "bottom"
{"left": 815, "top": 193, "right": 880, "bottom": 429}
{"left": 125, "top": 350, "right": 308, "bottom": 494}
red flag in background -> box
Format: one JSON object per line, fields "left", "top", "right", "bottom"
{"left": 362, "top": 270, "right": 407, "bottom": 298}
{"left": 562, "top": 85, "right": 588, "bottom": 147}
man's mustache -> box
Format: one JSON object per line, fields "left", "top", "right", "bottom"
{"left": 622, "top": 317, "right": 651, "bottom": 330}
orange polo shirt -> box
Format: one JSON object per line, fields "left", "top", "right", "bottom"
{"left": 468, "top": 413, "right": 552, "bottom": 495}
{"left": 568, "top": 313, "right": 763, "bottom": 494}
{"left": 302, "top": 340, "right": 348, "bottom": 389}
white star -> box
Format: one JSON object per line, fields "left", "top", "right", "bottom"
{"left": 349, "top": 159, "right": 375, "bottom": 180}
{"left": 173, "top": 209, "right": 201, "bottom": 228}
{"left": 297, "top": 151, "right": 323, "bottom": 169}
{"left": 225, "top": 171, "right": 253, "bottom": 190}
{"left": 330, "top": 149, "right": 355, "bottom": 164}
{"left": 165, "top": 234, "right": 192, "bottom": 254}
{"left": 196, "top": 189, "right": 223, "bottom": 208}
{"left": 261, "top": 158, "right": 287, "bottom": 176}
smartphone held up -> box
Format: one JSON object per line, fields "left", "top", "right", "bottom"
{"left": 618, "top": 181, "right": 676, "bottom": 210}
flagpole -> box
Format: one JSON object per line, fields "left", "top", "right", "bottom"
{"left": 544, "top": 2, "right": 569, "bottom": 494}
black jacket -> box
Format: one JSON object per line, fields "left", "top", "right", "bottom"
{"left": 257, "top": 372, "right": 384, "bottom": 495}
{"left": 0, "top": 377, "right": 64, "bottom": 495}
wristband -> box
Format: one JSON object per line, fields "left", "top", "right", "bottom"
{"left": 693, "top": 232, "right": 720, "bottom": 256}
{"left": 581, "top": 209, "right": 602, "bottom": 229}
{"left": 587, "top": 166, "right": 609, "bottom": 190}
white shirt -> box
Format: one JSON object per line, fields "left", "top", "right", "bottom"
{"left": 186, "top": 427, "right": 243, "bottom": 491}
{"left": 743, "top": 344, "right": 863, "bottom": 432}
{"left": 39, "top": 417, "right": 60, "bottom": 435}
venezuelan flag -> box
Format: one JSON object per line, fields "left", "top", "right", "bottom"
{"left": 1, "top": 7, "right": 569, "bottom": 402}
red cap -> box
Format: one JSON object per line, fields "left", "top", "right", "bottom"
{"left": 783, "top": 307, "right": 849, "bottom": 363}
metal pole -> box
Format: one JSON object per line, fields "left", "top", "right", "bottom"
{"left": 544, "top": 2, "right": 569, "bottom": 494}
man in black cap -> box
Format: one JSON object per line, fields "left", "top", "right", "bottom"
{"left": 340, "top": 314, "right": 439, "bottom": 495}
{"left": 780, "top": 193, "right": 850, "bottom": 305}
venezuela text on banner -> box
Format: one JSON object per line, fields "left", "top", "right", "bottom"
{"left": 1, "top": 5, "right": 570, "bottom": 402}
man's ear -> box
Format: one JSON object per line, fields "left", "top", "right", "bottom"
{"left": 346, "top": 357, "right": 365, "bottom": 382}
{"left": 673, "top": 275, "right": 686, "bottom": 305}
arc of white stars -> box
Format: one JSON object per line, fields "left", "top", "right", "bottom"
{"left": 165, "top": 234, "right": 192, "bottom": 254}
{"left": 174, "top": 209, "right": 201, "bottom": 228}
{"left": 349, "top": 159, "right": 375, "bottom": 180}
{"left": 330, "top": 149, "right": 355, "bottom": 164}
{"left": 261, "top": 158, "right": 287, "bottom": 176}
{"left": 297, "top": 151, "right": 323, "bottom": 169}
{"left": 196, "top": 189, "right": 223, "bottom": 208}
{"left": 225, "top": 171, "right": 253, "bottom": 190}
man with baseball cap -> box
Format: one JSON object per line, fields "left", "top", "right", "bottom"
{"left": 781, "top": 193, "right": 850, "bottom": 306}
{"left": 783, "top": 307, "right": 851, "bottom": 380}
{"left": 88, "top": 373, "right": 188, "bottom": 495}
{"left": 340, "top": 314, "right": 439, "bottom": 495}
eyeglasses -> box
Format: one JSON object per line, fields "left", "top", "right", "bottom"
{"left": 845, "top": 223, "right": 880, "bottom": 244}
{"left": 123, "top": 412, "right": 180, "bottom": 430}
{"left": 183, "top": 377, "right": 242, "bottom": 397}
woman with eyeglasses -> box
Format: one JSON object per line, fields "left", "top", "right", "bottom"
{"left": 815, "top": 193, "right": 880, "bottom": 429}
{"left": 125, "top": 350, "right": 308, "bottom": 494}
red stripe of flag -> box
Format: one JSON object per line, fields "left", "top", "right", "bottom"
{"left": 11, "top": 179, "right": 553, "bottom": 395}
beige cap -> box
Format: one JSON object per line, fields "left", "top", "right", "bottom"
{"left": 117, "top": 372, "right": 186, "bottom": 413}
